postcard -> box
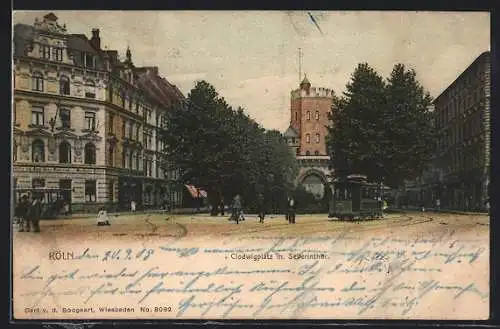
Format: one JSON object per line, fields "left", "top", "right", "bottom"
{"left": 11, "top": 10, "right": 491, "bottom": 320}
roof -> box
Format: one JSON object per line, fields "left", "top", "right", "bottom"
{"left": 135, "top": 68, "right": 185, "bottom": 108}
{"left": 300, "top": 74, "right": 310, "bottom": 85}
{"left": 13, "top": 24, "right": 36, "bottom": 57}
{"left": 67, "top": 34, "right": 98, "bottom": 53}
{"left": 284, "top": 125, "right": 299, "bottom": 138}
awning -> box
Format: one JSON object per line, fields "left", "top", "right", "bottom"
{"left": 184, "top": 184, "right": 208, "bottom": 198}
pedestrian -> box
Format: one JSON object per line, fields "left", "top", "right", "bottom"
{"left": 15, "top": 194, "right": 30, "bottom": 232}
{"left": 96, "top": 207, "right": 111, "bottom": 226}
{"left": 26, "top": 195, "right": 42, "bottom": 233}
{"left": 131, "top": 200, "right": 136, "bottom": 212}
{"left": 435, "top": 198, "right": 441, "bottom": 212}
{"left": 231, "top": 194, "right": 242, "bottom": 224}
{"left": 220, "top": 198, "right": 225, "bottom": 216}
{"left": 287, "top": 196, "right": 296, "bottom": 224}
{"left": 63, "top": 202, "right": 70, "bottom": 216}
{"left": 257, "top": 193, "right": 266, "bottom": 223}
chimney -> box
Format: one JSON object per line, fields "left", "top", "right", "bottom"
{"left": 90, "top": 28, "right": 101, "bottom": 50}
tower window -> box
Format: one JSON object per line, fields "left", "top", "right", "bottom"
{"left": 306, "top": 134, "right": 310, "bottom": 143}
{"left": 315, "top": 133, "right": 320, "bottom": 143}
{"left": 307, "top": 111, "right": 311, "bottom": 120}
{"left": 315, "top": 111, "right": 319, "bottom": 120}
{"left": 295, "top": 112, "right": 298, "bottom": 122}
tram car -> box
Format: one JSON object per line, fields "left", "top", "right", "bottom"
{"left": 328, "top": 174, "right": 385, "bottom": 220}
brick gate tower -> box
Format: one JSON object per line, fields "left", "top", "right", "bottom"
{"left": 284, "top": 74, "right": 334, "bottom": 199}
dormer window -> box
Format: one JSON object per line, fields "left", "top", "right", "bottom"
{"left": 81, "top": 52, "right": 96, "bottom": 68}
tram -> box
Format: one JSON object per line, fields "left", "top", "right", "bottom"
{"left": 328, "top": 174, "right": 386, "bottom": 220}
{"left": 13, "top": 187, "right": 71, "bottom": 218}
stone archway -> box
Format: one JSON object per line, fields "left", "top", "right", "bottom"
{"left": 297, "top": 168, "right": 329, "bottom": 200}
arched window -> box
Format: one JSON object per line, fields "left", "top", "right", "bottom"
{"left": 306, "top": 151, "right": 311, "bottom": 156}
{"left": 85, "top": 80, "right": 96, "bottom": 98}
{"left": 84, "top": 142, "right": 96, "bottom": 164}
{"left": 314, "top": 150, "right": 320, "bottom": 155}
{"left": 108, "top": 145, "right": 114, "bottom": 166}
{"left": 315, "top": 133, "right": 320, "bottom": 143}
{"left": 59, "top": 140, "right": 72, "bottom": 163}
{"left": 306, "top": 111, "right": 311, "bottom": 120}
{"left": 306, "top": 134, "right": 311, "bottom": 143}
{"left": 32, "top": 139, "right": 45, "bottom": 162}
{"left": 32, "top": 72, "right": 44, "bottom": 91}
{"left": 315, "top": 111, "right": 320, "bottom": 120}
{"left": 59, "top": 76, "right": 70, "bottom": 95}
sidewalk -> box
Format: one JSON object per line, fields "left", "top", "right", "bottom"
{"left": 48, "top": 207, "right": 211, "bottom": 220}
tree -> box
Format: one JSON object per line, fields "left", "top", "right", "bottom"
{"left": 327, "top": 63, "right": 387, "bottom": 182}
{"left": 326, "top": 63, "right": 435, "bottom": 188}
{"left": 162, "top": 80, "right": 298, "bottom": 213}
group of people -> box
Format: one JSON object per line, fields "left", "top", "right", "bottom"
{"left": 227, "top": 193, "right": 298, "bottom": 224}
{"left": 14, "top": 194, "right": 43, "bottom": 233}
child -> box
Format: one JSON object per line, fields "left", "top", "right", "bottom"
{"left": 97, "top": 207, "right": 110, "bottom": 226}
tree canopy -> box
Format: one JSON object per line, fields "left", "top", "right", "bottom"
{"left": 162, "top": 80, "right": 298, "bottom": 212}
{"left": 327, "top": 63, "right": 435, "bottom": 188}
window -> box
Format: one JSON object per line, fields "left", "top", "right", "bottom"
{"left": 59, "top": 108, "right": 70, "bottom": 128}
{"left": 85, "top": 80, "right": 96, "bottom": 98}
{"left": 295, "top": 112, "right": 298, "bottom": 122}
{"left": 59, "top": 76, "right": 70, "bottom": 95}
{"left": 306, "top": 134, "right": 311, "bottom": 143}
{"left": 31, "top": 106, "right": 44, "bottom": 126}
{"left": 306, "top": 151, "right": 311, "bottom": 155}
{"left": 85, "top": 180, "right": 97, "bottom": 202}
{"left": 129, "top": 98, "right": 133, "bottom": 110}
{"left": 136, "top": 152, "right": 140, "bottom": 170}
{"left": 84, "top": 142, "right": 96, "bottom": 164}
{"left": 128, "top": 150, "right": 133, "bottom": 169}
{"left": 108, "top": 113, "right": 114, "bottom": 133}
{"left": 32, "top": 72, "right": 44, "bottom": 91}
{"left": 40, "top": 45, "right": 50, "bottom": 59}
{"left": 307, "top": 111, "right": 311, "bottom": 120}
{"left": 32, "top": 178, "right": 45, "bottom": 188}
{"left": 291, "top": 137, "right": 296, "bottom": 144}
{"left": 129, "top": 122, "right": 134, "bottom": 140}
{"left": 295, "top": 148, "right": 300, "bottom": 156}
{"left": 314, "top": 150, "right": 320, "bottom": 155}
{"left": 83, "top": 53, "right": 95, "bottom": 68}
{"left": 84, "top": 112, "right": 96, "bottom": 130}
{"left": 145, "top": 132, "right": 150, "bottom": 149}
{"left": 59, "top": 140, "right": 71, "bottom": 163}
{"left": 135, "top": 125, "right": 140, "bottom": 141}
{"left": 122, "top": 121, "right": 126, "bottom": 137}
{"left": 32, "top": 139, "right": 45, "bottom": 162}
{"left": 52, "top": 47, "right": 63, "bottom": 61}
{"left": 121, "top": 92, "right": 126, "bottom": 108}
{"left": 315, "top": 133, "right": 320, "bottom": 143}
{"left": 136, "top": 102, "right": 140, "bottom": 113}
{"left": 315, "top": 111, "right": 320, "bottom": 120}
{"left": 122, "top": 148, "right": 127, "bottom": 168}
{"left": 108, "top": 145, "right": 114, "bottom": 166}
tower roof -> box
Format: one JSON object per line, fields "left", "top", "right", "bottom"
{"left": 300, "top": 74, "right": 310, "bottom": 86}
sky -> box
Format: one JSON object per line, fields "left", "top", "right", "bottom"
{"left": 13, "top": 11, "right": 490, "bottom": 132}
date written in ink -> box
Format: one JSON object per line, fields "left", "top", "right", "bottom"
{"left": 140, "top": 306, "right": 173, "bottom": 313}
{"left": 75, "top": 248, "right": 155, "bottom": 261}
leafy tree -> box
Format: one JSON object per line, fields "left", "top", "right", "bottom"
{"left": 326, "top": 63, "right": 435, "bottom": 188}
{"left": 162, "top": 80, "right": 298, "bottom": 213}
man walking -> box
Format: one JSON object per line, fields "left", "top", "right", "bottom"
{"left": 257, "top": 193, "right": 266, "bottom": 223}
{"left": 26, "top": 195, "right": 43, "bottom": 233}
{"left": 231, "top": 194, "right": 242, "bottom": 224}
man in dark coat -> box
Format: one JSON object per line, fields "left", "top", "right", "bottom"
{"left": 257, "top": 193, "right": 266, "bottom": 223}
{"left": 16, "top": 195, "right": 30, "bottom": 232}
{"left": 26, "top": 195, "right": 43, "bottom": 233}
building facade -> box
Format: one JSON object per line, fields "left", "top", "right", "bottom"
{"left": 433, "top": 51, "right": 491, "bottom": 211}
{"left": 13, "top": 13, "right": 184, "bottom": 213}
{"left": 284, "top": 75, "right": 334, "bottom": 199}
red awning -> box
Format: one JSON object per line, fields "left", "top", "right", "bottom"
{"left": 184, "top": 185, "right": 208, "bottom": 198}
